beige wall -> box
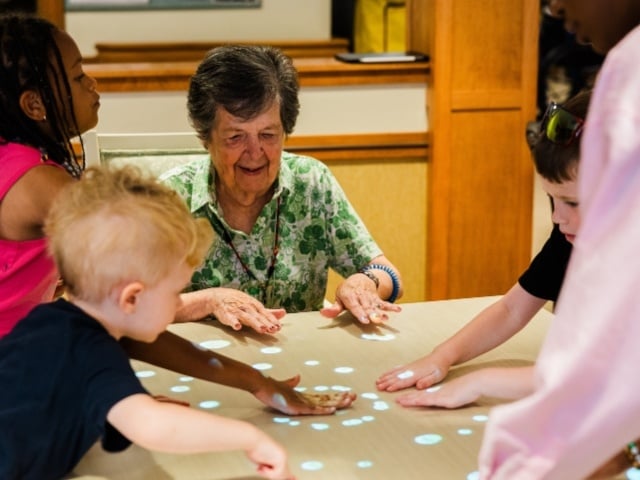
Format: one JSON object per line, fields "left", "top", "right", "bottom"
{"left": 66, "top": 0, "right": 332, "bottom": 57}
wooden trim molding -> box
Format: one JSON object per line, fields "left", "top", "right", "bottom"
{"left": 85, "top": 57, "right": 430, "bottom": 92}
{"left": 89, "top": 38, "right": 350, "bottom": 63}
{"left": 285, "top": 132, "right": 430, "bottom": 161}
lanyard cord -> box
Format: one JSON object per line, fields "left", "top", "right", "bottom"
{"left": 221, "top": 196, "right": 281, "bottom": 286}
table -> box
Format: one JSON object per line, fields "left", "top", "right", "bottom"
{"left": 72, "top": 297, "right": 553, "bottom": 480}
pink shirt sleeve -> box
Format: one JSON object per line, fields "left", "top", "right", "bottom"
{"left": 478, "top": 25, "right": 640, "bottom": 479}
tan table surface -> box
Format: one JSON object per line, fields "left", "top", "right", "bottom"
{"left": 72, "top": 297, "right": 554, "bottom": 480}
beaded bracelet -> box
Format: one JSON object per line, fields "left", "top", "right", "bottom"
{"left": 361, "top": 264, "right": 400, "bottom": 303}
{"left": 626, "top": 442, "right": 640, "bottom": 469}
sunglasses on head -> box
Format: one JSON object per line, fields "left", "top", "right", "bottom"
{"left": 540, "top": 102, "right": 585, "bottom": 146}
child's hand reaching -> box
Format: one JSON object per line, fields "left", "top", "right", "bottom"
{"left": 253, "top": 374, "right": 356, "bottom": 415}
{"left": 395, "top": 372, "right": 484, "bottom": 409}
{"left": 247, "top": 431, "right": 296, "bottom": 480}
{"left": 376, "top": 353, "right": 450, "bottom": 392}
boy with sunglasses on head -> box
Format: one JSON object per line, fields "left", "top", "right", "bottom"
{"left": 0, "top": 165, "right": 294, "bottom": 480}
{"left": 376, "top": 91, "right": 589, "bottom": 408}
{"left": 479, "top": 1, "right": 640, "bottom": 478}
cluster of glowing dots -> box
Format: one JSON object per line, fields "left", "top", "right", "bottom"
{"left": 136, "top": 337, "right": 490, "bottom": 477}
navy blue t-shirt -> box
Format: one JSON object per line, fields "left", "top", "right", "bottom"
{"left": 0, "top": 299, "right": 148, "bottom": 480}
{"left": 518, "top": 224, "right": 573, "bottom": 302}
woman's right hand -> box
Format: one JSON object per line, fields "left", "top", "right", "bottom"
{"left": 180, "top": 287, "right": 285, "bottom": 334}
{"left": 376, "top": 353, "right": 450, "bottom": 392}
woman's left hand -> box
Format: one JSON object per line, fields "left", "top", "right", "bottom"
{"left": 320, "top": 273, "right": 401, "bottom": 324}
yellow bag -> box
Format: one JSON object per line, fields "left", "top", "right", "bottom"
{"left": 354, "top": 0, "right": 406, "bottom": 53}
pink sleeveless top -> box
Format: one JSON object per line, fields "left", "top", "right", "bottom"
{"left": 0, "top": 141, "right": 62, "bottom": 337}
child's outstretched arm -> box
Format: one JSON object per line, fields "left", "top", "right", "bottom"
{"left": 107, "top": 394, "right": 295, "bottom": 480}
{"left": 121, "top": 331, "right": 356, "bottom": 415}
{"left": 395, "top": 366, "right": 535, "bottom": 409}
{"left": 376, "top": 284, "right": 545, "bottom": 392}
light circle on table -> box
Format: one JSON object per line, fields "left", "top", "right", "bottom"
{"left": 361, "top": 333, "right": 395, "bottom": 341}
{"left": 626, "top": 468, "right": 640, "bottom": 480}
{"left": 179, "top": 376, "right": 194, "bottom": 382}
{"left": 414, "top": 433, "right": 443, "bottom": 445}
{"left": 273, "top": 417, "right": 291, "bottom": 424}
{"left": 331, "top": 385, "right": 351, "bottom": 392}
{"left": 314, "top": 385, "right": 330, "bottom": 392}
{"left": 472, "top": 414, "right": 489, "bottom": 422}
{"left": 362, "top": 415, "right": 375, "bottom": 422}
{"left": 342, "top": 418, "right": 363, "bottom": 427}
{"left": 289, "top": 420, "right": 301, "bottom": 427}
{"left": 294, "top": 386, "right": 307, "bottom": 392}
{"left": 301, "top": 461, "right": 324, "bottom": 471}
{"left": 199, "top": 339, "right": 231, "bottom": 350}
{"left": 425, "top": 385, "right": 441, "bottom": 392}
{"left": 467, "top": 471, "right": 480, "bottom": 480}
{"left": 397, "top": 370, "right": 414, "bottom": 379}
{"left": 373, "top": 401, "right": 390, "bottom": 411}
{"left": 458, "top": 428, "right": 473, "bottom": 436}
{"left": 305, "top": 360, "right": 320, "bottom": 366}
{"left": 252, "top": 362, "right": 272, "bottom": 371}
{"left": 334, "top": 366, "right": 354, "bottom": 374}
{"left": 135, "top": 370, "right": 156, "bottom": 378}
{"left": 198, "top": 400, "right": 220, "bottom": 409}
{"left": 311, "top": 423, "right": 330, "bottom": 431}
{"left": 261, "top": 346, "right": 282, "bottom": 354}
{"left": 170, "top": 385, "right": 190, "bottom": 393}
{"left": 357, "top": 460, "right": 374, "bottom": 469}
{"left": 361, "top": 392, "right": 379, "bottom": 400}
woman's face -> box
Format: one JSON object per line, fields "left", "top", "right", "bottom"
{"left": 52, "top": 30, "right": 100, "bottom": 135}
{"left": 207, "top": 101, "right": 284, "bottom": 206}
{"left": 540, "top": 176, "right": 581, "bottom": 244}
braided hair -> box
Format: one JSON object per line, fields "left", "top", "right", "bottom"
{"left": 0, "top": 14, "right": 83, "bottom": 177}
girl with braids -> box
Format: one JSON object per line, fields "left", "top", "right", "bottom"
{"left": 0, "top": 13, "right": 99, "bottom": 335}
{"left": 0, "top": 14, "right": 355, "bottom": 416}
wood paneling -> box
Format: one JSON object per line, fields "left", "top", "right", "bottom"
{"left": 408, "top": 0, "right": 538, "bottom": 299}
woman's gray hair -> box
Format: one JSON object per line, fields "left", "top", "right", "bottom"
{"left": 187, "top": 44, "right": 300, "bottom": 144}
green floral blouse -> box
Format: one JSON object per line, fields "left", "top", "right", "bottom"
{"left": 160, "top": 152, "right": 381, "bottom": 312}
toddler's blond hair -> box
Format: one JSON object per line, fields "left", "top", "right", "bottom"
{"left": 45, "top": 165, "right": 214, "bottom": 302}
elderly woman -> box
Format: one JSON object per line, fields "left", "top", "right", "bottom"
{"left": 163, "top": 45, "right": 403, "bottom": 334}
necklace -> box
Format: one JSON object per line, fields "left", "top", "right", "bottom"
{"left": 220, "top": 196, "right": 281, "bottom": 304}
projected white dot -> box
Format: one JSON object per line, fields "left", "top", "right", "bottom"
{"left": 252, "top": 363, "right": 272, "bottom": 371}
{"left": 357, "top": 460, "right": 373, "bottom": 469}
{"left": 397, "top": 370, "right": 414, "bottom": 379}
{"left": 305, "top": 360, "right": 320, "bottom": 366}
{"left": 288, "top": 420, "right": 300, "bottom": 427}
{"left": 361, "top": 392, "right": 379, "bottom": 400}
{"left": 301, "top": 461, "right": 324, "bottom": 471}
{"left": 311, "top": 423, "right": 330, "bottom": 431}
{"left": 261, "top": 346, "right": 282, "bottom": 354}
{"left": 472, "top": 414, "right": 489, "bottom": 422}
{"left": 199, "top": 400, "right": 220, "bottom": 409}
{"left": 170, "top": 385, "right": 190, "bottom": 393}
{"left": 179, "top": 376, "right": 194, "bottom": 382}
{"left": 361, "top": 415, "right": 375, "bottom": 422}
{"left": 135, "top": 370, "right": 156, "bottom": 378}
{"left": 314, "top": 385, "right": 329, "bottom": 392}
{"left": 360, "top": 333, "right": 396, "bottom": 341}
{"left": 373, "top": 401, "right": 390, "bottom": 411}
{"left": 331, "top": 385, "right": 351, "bottom": 392}
{"left": 467, "top": 471, "right": 480, "bottom": 480}
{"left": 334, "top": 366, "right": 354, "bottom": 374}
{"left": 414, "top": 434, "right": 443, "bottom": 445}
{"left": 273, "top": 417, "right": 291, "bottom": 424}
{"left": 199, "top": 339, "right": 231, "bottom": 349}
{"left": 457, "top": 428, "right": 473, "bottom": 436}
{"left": 294, "top": 386, "right": 307, "bottom": 392}
{"left": 626, "top": 468, "right": 640, "bottom": 480}
{"left": 342, "top": 418, "right": 363, "bottom": 427}
{"left": 425, "top": 385, "right": 441, "bottom": 392}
